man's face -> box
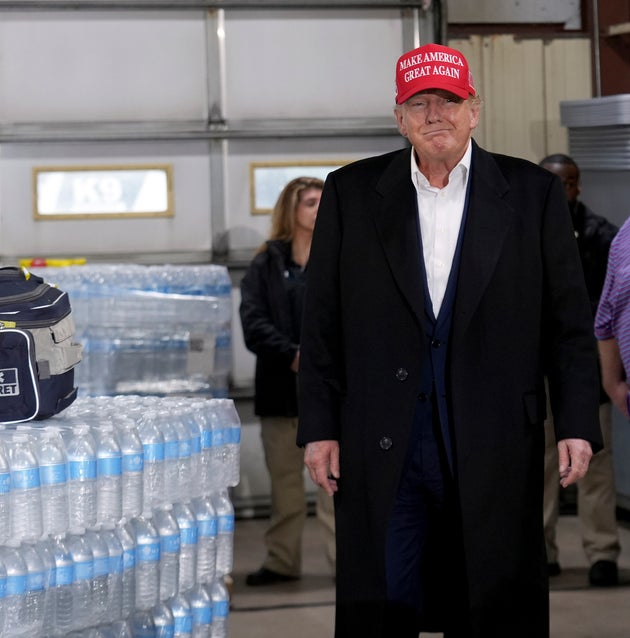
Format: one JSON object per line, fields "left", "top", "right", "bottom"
{"left": 394, "top": 89, "right": 480, "bottom": 165}
{"left": 541, "top": 162, "right": 580, "bottom": 205}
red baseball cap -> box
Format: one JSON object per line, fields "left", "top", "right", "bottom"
{"left": 395, "top": 43, "right": 476, "bottom": 105}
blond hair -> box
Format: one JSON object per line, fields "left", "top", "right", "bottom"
{"left": 266, "top": 176, "right": 324, "bottom": 244}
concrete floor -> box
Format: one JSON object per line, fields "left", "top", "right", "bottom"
{"left": 228, "top": 513, "right": 630, "bottom": 638}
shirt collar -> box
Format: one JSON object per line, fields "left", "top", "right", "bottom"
{"left": 410, "top": 141, "right": 472, "bottom": 190}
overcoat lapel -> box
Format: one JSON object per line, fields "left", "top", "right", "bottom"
{"left": 453, "top": 142, "right": 514, "bottom": 338}
{"left": 372, "top": 149, "right": 426, "bottom": 329}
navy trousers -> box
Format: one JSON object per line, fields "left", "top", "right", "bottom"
{"left": 384, "top": 397, "right": 470, "bottom": 637}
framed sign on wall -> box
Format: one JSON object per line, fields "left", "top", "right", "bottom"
{"left": 33, "top": 164, "right": 174, "bottom": 220}
{"left": 249, "top": 160, "right": 347, "bottom": 214}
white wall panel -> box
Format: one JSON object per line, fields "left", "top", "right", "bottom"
{"left": 0, "top": 141, "right": 212, "bottom": 259}
{"left": 224, "top": 9, "right": 404, "bottom": 119}
{"left": 223, "top": 135, "right": 404, "bottom": 252}
{"left": 0, "top": 11, "right": 209, "bottom": 122}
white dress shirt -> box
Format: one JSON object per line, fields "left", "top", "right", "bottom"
{"left": 410, "top": 142, "right": 472, "bottom": 316}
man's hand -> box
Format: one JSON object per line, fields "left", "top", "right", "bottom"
{"left": 304, "top": 440, "right": 340, "bottom": 497}
{"left": 557, "top": 438, "right": 593, "bottom": 488}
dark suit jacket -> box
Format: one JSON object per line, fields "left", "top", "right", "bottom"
{"left": 297, "top": 141, "right": 602, "bottom": 637}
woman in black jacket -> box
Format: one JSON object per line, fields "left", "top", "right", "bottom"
{"left": 239, "top": 176, "right": 335, "bottom": 586}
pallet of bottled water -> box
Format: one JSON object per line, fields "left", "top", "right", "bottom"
{"left": 0, "top": 394, "right": 241, "bottom": 637}
{"left": 31, "top": 264, "right": 233, "bottom": 398}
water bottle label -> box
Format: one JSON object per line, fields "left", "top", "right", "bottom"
{"left": 180, "top": 526, "right": 198, "bottom": 546}
{"left": 137, "top": 540, "right": 160, "bottom": 563}
{"left": 11, "top": 467, "right": 40, "bottom": 489}
{"left": 198, "top": 518, "right": 218, "bottom": 537}
{"left": 210, "top": 428, "right": 226, "bottom": 447}
{"left": 0, "top": 471, "right": 9, "bottom": 494}
{"left": 216, "top": 334, "right": 231, "bottom": 347}
{"left": 213, "top": 599, "right": 229, "bottom": 618}
{"left": 48, "top": 565, "right": 57, "bottom": 588}
{"left": 110, "top": 553, "right": 123, "bottom": 574}
{"left": 74, "top": 559, "right": 94, "bottom": 582}
{"left": 230, "top": 427, "right": 242, "bottom": 444}
{"left": 97, "top": 455, "right": 122, "bottom": 476}
{"left": 201, "top": 430, "right": 212, "bottom": 449}
{"left": 144, "top": 441, "right": 165, "bottom": 462}
{"left": 192, "top": 604, "right": 212, "bottom": 625}
{"left": 160, "top": 533, "right": 180, "bottom": 554}
{"left": 190, "top": 434, "right": 201, "bottom": 455}
{"left": 122, "top": 547, "right": 136, "bottom": 569}
{"left": 39, "top": 462, "right": 67, "bottom": 485}
{"left": 56, "top": 564, "right": 73, "bottom": 586}
{"left": 164, "top": 440, "right": 179, "bottom": 460}
{"left": 179, "top": 439, "right": 192, "bottom": 458}
{"left": 93, "top": 555, "right": 109, "bottom": 577}
{"left": 123, "top": 452, "right": 144, "bottom": 473}
{"left": 6, "top": 573, "right": 27, "bottom": 595}
{"left": 174, "top": 614, "right": 193, "bottom": 633}
{"left": 69, "top": 458, "right": 97, "bottom": 480}
{"left": 0, "top": 576, "right": 6, "bottom": 599}
{"left": 156, "top": 626, "right": 175, "bottom": 638}
{"left": 27, "top": 569, "right": 45, "bottom": 591}
{"left": 218, "top": 514, "right": 235, "bottom": 534}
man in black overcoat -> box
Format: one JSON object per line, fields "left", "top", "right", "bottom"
{"left": 297, "top": 43, "right": 603, "bottom": 637}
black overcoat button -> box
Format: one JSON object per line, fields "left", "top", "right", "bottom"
{"left": 379, "top": 437, "right": 393, "bottom": 451}
{"left": 395, "top": 368, "right": 408, "bottom": 381}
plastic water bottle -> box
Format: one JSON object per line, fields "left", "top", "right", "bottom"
{"left": 173, "top": 412, "right": 192, "bottom": 504}
{"left": 209, "top": 578, "right": 229, "bottom": 638}
{"left": 131, "top": 515, "right": 160, "bottom": 611}
{"left": 206, "top": 404, "right": 228, "bottom": 492}
{"left": 20, "top": 541, "right": 45, "bottom": 635}
{"left": 115, "top": 417, "right": 144, "bottom": 520}
{"left": 218, "top": 400, "right": 241, "bottom": 488}
{"left": 152, "top": 600, "right": 174, "bottom": 638}
{"left": 157, "top": 410, "right": 180, "bottom": 506}
{"left": 66, "top": 528, "right": 94, "bottom": 631}
{"left": 190, "top": 496, "right": 217, "bottom": 586}
{"left": 85, "top": 527, "right": 109, "bottom": 626}
{"left": 1, "top": 541, "right": 28, "bottom": 637}
{"left": 153, "top": 505, "right": 180, "bottom": 601}
{"left": 168, "top": 593, "right": 193, "bottom": 638}
{"left": 34, "top": 428, "right": 69, "bottom": 537}
{"left": 211, "top": 491, "right": 234, "bottom": 577}
{"left": 50, "top": 532, "right": 75, "bottom": 635}
{"left": 115, "top": 518, "right": 136, "bottom": 619}
{"left": 101, "top": 521, "right": 124, "bottom": 620}
{"left": 66, "top": 425, "right": 98, "bottom": 530}
{"left": 184, "top": 403, "right": 203, "bottom": 500}
{"left": 136, "top": 411, "right": 165, "bottom": 514}
{"left": 0, "top": 440, "right": 11, "bottom": 545}
{"left": 186, "top": 583, "right": 212, "bottom": 638}
{"left": 0, "top": 554, "right": 7, "bottom": 638}
{"left": 173, "top": 501, "right": 198, "bottom": 593}
{"left": 35, "top": 536, "right": 56, "bottom": 638}
{"left": 95, "top": 423, "right": 123, "bottom": 524}
{"left": 8, "top": 433, "right": 43, "bottom": 543}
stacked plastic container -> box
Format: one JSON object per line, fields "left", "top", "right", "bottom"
{"left": 0, "top": 395, "right": 240, "bottom": 637}
{"left": 31, "top": 264, "right": 233, "bottom": 398}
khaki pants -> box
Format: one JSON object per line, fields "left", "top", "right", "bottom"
{"left": 260, "top": 416, "right": 336, "bottom": 576}
{"left": 543, "top": 400, "right": 620, "bottom": 565}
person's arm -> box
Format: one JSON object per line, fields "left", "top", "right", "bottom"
{"left": 239, "top": 256, "right": 298, "bottom": 366}
{"left": 598, "top": 337, "right": 629, "bottom": 418}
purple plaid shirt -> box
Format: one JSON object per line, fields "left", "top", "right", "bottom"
{"left": 595, "top": 215, "right": 630, "bottom": 413}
